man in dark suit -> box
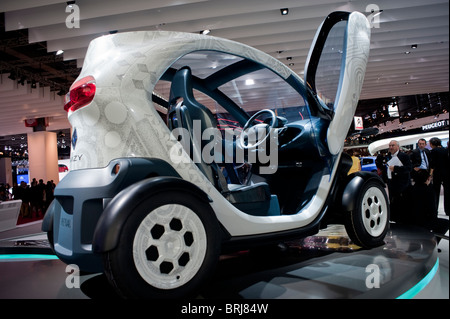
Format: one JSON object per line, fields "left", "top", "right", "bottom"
{"left": 429, "top": 137, "right": 449, "bottom": 216}
{"left": 386, "top": 140, "right": 412, "bottom": 222}
{"left": 410, "top": 138, "right": 431, "bottom": 174}
{"left": 405, "top": 169, "right": 449, "bottom": 240}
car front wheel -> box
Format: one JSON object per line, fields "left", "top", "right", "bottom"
{"left": 345, "top": 180, "right": 390, "bottom": 248}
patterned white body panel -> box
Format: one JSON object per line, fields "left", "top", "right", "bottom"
{"left": 326, "top": 12, "right": 371, "bottom": 155}
{"left": 69, "top": 30, "right": 292, "bottom": 187}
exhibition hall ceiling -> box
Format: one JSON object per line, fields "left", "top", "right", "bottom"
{"left": 0, "top": 0, "right": 448, "bottom": 137}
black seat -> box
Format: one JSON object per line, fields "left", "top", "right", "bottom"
{"left": 168, "top": 66, "right": 228, "bottom": 192}
{"left": 167, "top": 67, "right": 273, "bottom": 215}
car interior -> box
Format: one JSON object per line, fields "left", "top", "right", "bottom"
{"left": 152, "top": 51, "right": 332, "bottom": 216}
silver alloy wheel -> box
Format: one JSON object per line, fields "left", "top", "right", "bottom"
{"left": 360, "top": 186, "right": 388, "bottom": 237}
{"left": 132, "top": 204, "right": 207, "bottom": 290}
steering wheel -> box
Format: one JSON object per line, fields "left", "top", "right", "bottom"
{"left": 239, "top": 109, "right": 277, "bottom": 150}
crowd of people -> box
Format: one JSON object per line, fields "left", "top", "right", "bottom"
{"left": 374, "top": 137, "right": 449, "bottom": 239}
{"left": 0, "top": 178, "right": 56, "bottom": 219}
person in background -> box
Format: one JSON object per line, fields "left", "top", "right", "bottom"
{"left": 410, "top": 138, "right": 431, "bottom": 179}
{"left": 29, "top": 180, "right": 41, "bottom": 218}
{"left": 386, "top": 140, "right": 412, "bottom": 222}
{"left": 44, "top": 181, "right": 55, "bottom": 213}
{"left": 429, "top": 137, "right": 449, "bottom": 216}
{"left": 5, "top": 183, "right": 12, "bottom": 200}
{"left": 375, "top": 151, "right": 387, "bottom": 182}
{"left": 0, "top": 183, "right": 8, "bottom": 201}
{"left": 406, "top": 169, "right": 449, "bottom": 241}
{"left": 14, "top": 181, "right": 31, "bottom": 218}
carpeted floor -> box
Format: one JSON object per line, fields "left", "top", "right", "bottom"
{"left": 16, "top": 212, "right": 44, "bottom": 225}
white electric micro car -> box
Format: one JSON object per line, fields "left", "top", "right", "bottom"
{"left": 43, "top": 11, "right": 390, "bottom": 298}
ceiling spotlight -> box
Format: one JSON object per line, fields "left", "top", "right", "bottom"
{"left": 56, "top": 49, "right": 64, "bottom": 55}
{"left": 67, "top": 1, "right": 76, "bottom": 7}
{"left": 31, "top": 80, "right": 37, "bottom": 89}
{"left": 200, "top": 29, "right": 211, "bottom": 35}
{"left": 286, "top": 57, "right": 292, "bottom": 61}
{"left": 411, "top": 44, "right": 417, "bottom": 49}
{"left": 404, "top": 51, "right": 410, "bottom": 54}
{"left": 280, "top": 8, "right": 289, "bottom": 15}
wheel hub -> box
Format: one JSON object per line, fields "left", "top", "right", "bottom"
{"left": 132, "top": 204, "right": 207, "bottom": 290}
{"left": 163, "top": 233, "right": 183, "bottom": 258}
{"left": 361, "top": 187, "right": 387, "bottom": 237}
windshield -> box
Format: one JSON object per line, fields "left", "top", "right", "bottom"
{"left": 154, "top": 50, "right": 308, "bottom": 125}
{"left": 218, "top": 67, "right": 308, "bottom": 121}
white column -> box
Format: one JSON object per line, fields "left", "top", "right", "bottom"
{"left": 0, "top": 157, "right": 13, "bottom": 185}
{"left": 27, "top": 131, "right": 59, "bottom": 184}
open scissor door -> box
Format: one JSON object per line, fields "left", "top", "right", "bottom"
{"left": 305, "top": 11, "right": 371, "bottom": 156}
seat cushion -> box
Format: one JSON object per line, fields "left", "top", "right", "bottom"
{"left": 226, "top": 182, "right": 272, "bottom": 216}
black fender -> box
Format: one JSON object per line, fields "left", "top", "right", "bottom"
{"left": 92, "top": 176, "right": 212, "bottom": 253}
{"left": 341, "top": 171, "right": 385, "bottom": 212}
{"left": 42, "top": 157, "right": 182, "bottom": 234}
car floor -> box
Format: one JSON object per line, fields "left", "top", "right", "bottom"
{"left": 0, "top": 192, "right": 447, "bottom": 300}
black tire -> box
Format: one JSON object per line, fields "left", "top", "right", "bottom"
{"left": 345, "top": 180, "right": 390, "bottom": 248}
{"left": 103, "top": 191, "right": 221, "bottom": 298}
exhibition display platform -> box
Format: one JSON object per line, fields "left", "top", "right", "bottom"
{"left": 0, "top": 220, "right": 447, "bottom": 299}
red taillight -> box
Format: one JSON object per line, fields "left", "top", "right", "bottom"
{"left": 64, "top": 76, "right": 96, "bottom": 112}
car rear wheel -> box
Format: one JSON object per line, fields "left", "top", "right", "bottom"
{"left": 345, "top": 180, "right": 390, "bottom": 248}
{"left": 103, "top": 191, "right": 221, "bottom": 298}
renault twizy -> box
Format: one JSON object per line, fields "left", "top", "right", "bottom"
{"left": 43, "top": 11, "right": 389, "bottom": 298}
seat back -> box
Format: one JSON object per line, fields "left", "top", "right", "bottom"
{"left": 168, "top": 67, "right": 228, "bottom": 193}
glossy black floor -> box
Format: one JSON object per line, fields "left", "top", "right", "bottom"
{"left": 0, "top": 219, "right": 447, "bottom": 299}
